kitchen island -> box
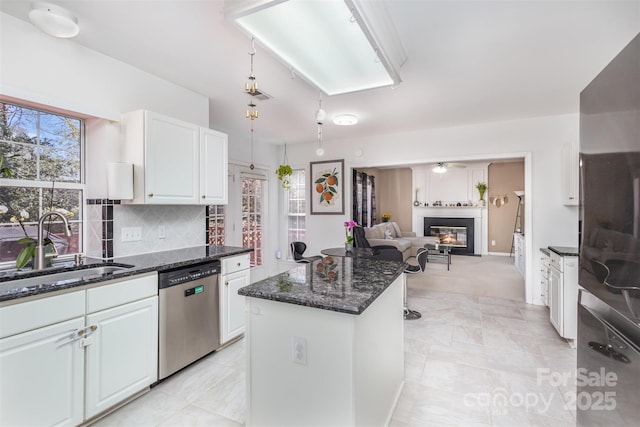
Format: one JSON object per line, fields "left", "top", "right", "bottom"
{"left": 239, "top": 255, "right": 406, "bottom": 427}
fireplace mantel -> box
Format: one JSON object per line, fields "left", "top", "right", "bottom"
{"left": 412, "top": 206, "right": 488, "bottom": 255}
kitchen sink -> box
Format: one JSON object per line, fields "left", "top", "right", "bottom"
{"left": 0, "top": 263, "right": 135, "bottom": 294}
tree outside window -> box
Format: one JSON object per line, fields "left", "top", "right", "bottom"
{"left": 0, "top": 102, "right": 84, "bottom": 265}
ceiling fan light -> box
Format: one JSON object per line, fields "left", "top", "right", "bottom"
{"left": 433, "top": 165, "right": 447, "bottom": 174}
{"left": 29, "top": 2, "right": 79, "bottom": 38}
{"left": 333, "top": 114, "right": 358, "bottom": 126}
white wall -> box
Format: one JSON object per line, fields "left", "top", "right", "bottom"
{"left": 282, "top": 114, "right": 580, "bottom": 305}
{"left": 0, "top": 12, "right": 209, "bottom": 198}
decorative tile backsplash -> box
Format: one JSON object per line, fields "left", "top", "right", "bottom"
{"left": 86, "top": 200, "right": 206, "bottom": 258}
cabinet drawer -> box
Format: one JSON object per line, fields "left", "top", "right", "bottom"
{"left": 550, "top": 252, "right": 563, "bottom": 271}
{"left": 0, "top": 291, "right": 85, "bottom": 339}
{"left": 222, "top": 254, "right": 250, "bottom": 275}
{"left": 87, "top": 273, "right": 157, "bottom": 314}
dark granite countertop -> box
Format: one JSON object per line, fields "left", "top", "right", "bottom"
{"left": 0, "top": 245, "right": 251, "bottom": 303}
{"left": 238, "top": 256, "right": 405, "bottom": 315}
{"left": 540, "top": 247, "right": 551, "bottom": 257}
{"left": 548, "top": 246, "right": 579, "bottom": 257}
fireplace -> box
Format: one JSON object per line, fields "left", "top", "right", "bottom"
{"left": 424, "top": 217, "right": 475, "bottom": 255}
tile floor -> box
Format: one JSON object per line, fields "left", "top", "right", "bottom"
{"left": 94, "top": 260, "right": 577, "bottom": 427}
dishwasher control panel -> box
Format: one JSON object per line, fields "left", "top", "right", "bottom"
{"left": 158, "top": 261, "right": 221, "bottom": 289}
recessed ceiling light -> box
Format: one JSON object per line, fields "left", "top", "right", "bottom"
{"left": 29, "top": 2, "right": 79, "bottom": 39}
{"left": 333, "top": 114, "right": 358, "bottom": 126}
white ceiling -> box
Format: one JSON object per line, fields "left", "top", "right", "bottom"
{"left": 1, "top": 0, "right": 639, "bottom": 148}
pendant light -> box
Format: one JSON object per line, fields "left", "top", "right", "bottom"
{"left": 315, "top": 95, "right": 326, "bottom": 157}
{"left": 245, "top": 38, "right": 259, "bottom": 169}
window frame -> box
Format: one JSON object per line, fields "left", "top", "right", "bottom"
{"left": 286, "top": 168, "right": 307, "bottom": 259}
{"left": 0, "top": 101, "right": 86, "bottom": 267}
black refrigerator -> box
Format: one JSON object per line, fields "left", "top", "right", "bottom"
{"left": 578, "top": 32, "right": 640, "bottom": 426}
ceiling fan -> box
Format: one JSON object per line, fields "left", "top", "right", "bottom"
{"left": 431, "top": 162, "right": 467, "bottom": 173}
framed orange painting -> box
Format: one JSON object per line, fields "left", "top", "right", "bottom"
{"left": 310, "top": 159, "right": 344, "bottom": 215}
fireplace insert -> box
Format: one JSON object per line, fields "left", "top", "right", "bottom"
{"left": 424, "top": 217, "right": 475, "bottom": 255}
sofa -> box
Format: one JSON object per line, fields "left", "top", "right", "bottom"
{"left": 362, "top": 221, "right": 439, "bottom": 261}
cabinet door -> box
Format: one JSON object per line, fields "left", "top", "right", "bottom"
{"left": 561, "top": 142, "right": 579, "bottom": 205}
{"left": 85, "top": 296, "right": 158, "bottom": 419}
{"left": 144, "top": 111, "right": 199, "bottom": 204}
{"left": 549, "top": 268, "right": 563, "bottom": 335}
{"left": 0, "top": 317, "right": 84, "bottom": 427}
{"left": 221, "top": 270, "right": 249, "bottom": 344}
{"left": 200, "top": 128, "right": 228, "bottom": 204}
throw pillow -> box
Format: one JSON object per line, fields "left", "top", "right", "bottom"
{"left": 391, "top": 222, "right": 402, "bottom": 238}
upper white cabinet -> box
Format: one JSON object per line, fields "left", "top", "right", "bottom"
{"left": 200, "top": 127, "right": 228, "bottom": 204}
{"left": 122, "top": 110, "right": 228, "bottom": 205}
{"left": 561, "top": 142, "right": 579, "bottom": 206}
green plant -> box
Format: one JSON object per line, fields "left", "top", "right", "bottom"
{"left": 1, "top": 154, "right": 14, "bottom": 177}
{"left": 276, "top": 164, "right": 293, "bottom": 189}
{"left": 476, "top": 182, "right": 488, "bottom": 201}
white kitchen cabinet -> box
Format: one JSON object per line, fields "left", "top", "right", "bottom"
{"left": 548, "top": 251, "right": 578, "bottom": 341}
{"left": 122, "top": 110, "right": 228, "bottom": 205}
{"left": 0, "top": 273, "right": 158, "bottom": 426}
{"left": 513, "top": 233, "right": 525, "bottom": 278}
{"left": 0, "top": 292, "right": 85, "bottom": 427}
{"left": 220, "top": 253, "right": 250, "bottom": 344}
{"left": 540, "top": 250, "right": 550, "bottom": 306}
{"left": 561, "top": 142, "right": 579, "bottom": 205}
{"left": 85, "top": 274, "right": 158, "bottom": 419}
{"left": 200, "top": 127, "right": 228, "bottom": 204}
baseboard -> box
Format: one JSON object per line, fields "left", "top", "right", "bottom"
{"left": 488, "top": 252, "right": 511, "bottom": 256}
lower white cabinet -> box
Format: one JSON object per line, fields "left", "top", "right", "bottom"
{"left": 513, "top": 233, "right": 525, "bottom": 278}
{"left": 548, "top": 252, "right": 578, "bottom": 340}
{"left": 0, "top": 316, "right": 85, "bottom": 427}
{"left": 540, "top": 250, "right": 550, "bottom": 306}
{"left": 220, "top": 254, "right": 250, "bottom": 344}
{"left": 85, "top": 295, "right": 158, "bottom": 419}
{"left": 0, "top": 272, "right": 158, "bottom": 426}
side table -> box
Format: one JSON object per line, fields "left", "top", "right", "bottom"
{"left": 424, "top": 243, "right": 452, "bottom": 270}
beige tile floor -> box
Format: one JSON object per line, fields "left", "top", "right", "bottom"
{"left": 94, "top": 256, "right": 577, "bottom": 427}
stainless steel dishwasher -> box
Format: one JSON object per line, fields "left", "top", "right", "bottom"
{"left": 158, "top": 260, "right": 221, "bottom": 380}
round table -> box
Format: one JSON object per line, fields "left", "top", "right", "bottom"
{"left": 320, "top": 247, "right": 377, "bottom": 258}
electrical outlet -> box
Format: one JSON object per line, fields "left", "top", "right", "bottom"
{"left": 121, "top": 227, "right": 133, "bottom": 242}
{"left": 131, "top": 227, "right": 142, "bottom": 241}
{"left": 491, "top": 240, "right": 496, "bottom": 246}
{"left": 292, "top": 336, "right": 307, "bottom": 365}
{"left": 121, "top": 227, "right": 142, "bottom": 242}
{"left": 158, "top": 225, "right": 166, "bottom": 239}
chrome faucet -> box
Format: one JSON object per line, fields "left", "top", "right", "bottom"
{"left": 34, "top": 211, "right": 72, "bottom": 270}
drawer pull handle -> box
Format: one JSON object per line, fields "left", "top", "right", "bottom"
{"left": 225, "top": 281, "right": 229, "bottom": 287}
{"left": 77, "top": 329, "right": 85, "bottom": 337}
{"left": 202, "top": 195, "right": 206, "bottom": 199}
{"left": 148, "top": 193, "right": 154, "bottom": 197}
{"left": 237, "top": 262, "right": 241, "bottom": 267}
{"left": 90, "top": 325, "right": 97, "bottom": 332}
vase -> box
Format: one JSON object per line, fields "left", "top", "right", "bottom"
{"left": 345, "top": 243, "right": 353, "bottom": 252}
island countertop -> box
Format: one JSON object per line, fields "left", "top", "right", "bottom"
{"left": 238, "top": 256, "right": 405, "bottom": 315}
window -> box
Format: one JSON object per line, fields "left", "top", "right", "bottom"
{"left": 207, "top": 204, "right": 226, "bottom": 246}
{"left": 287, "top": 169, "right": 307, "bottom": 256}
{"left": 0, "top": 102, "right": 84, "bottom": 264}
{"left": 242, "top": 176, "right": 264, "bottom": 267}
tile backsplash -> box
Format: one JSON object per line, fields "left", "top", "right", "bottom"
{"left": 86, "top": 201, "right": 206, "bottom": 258}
